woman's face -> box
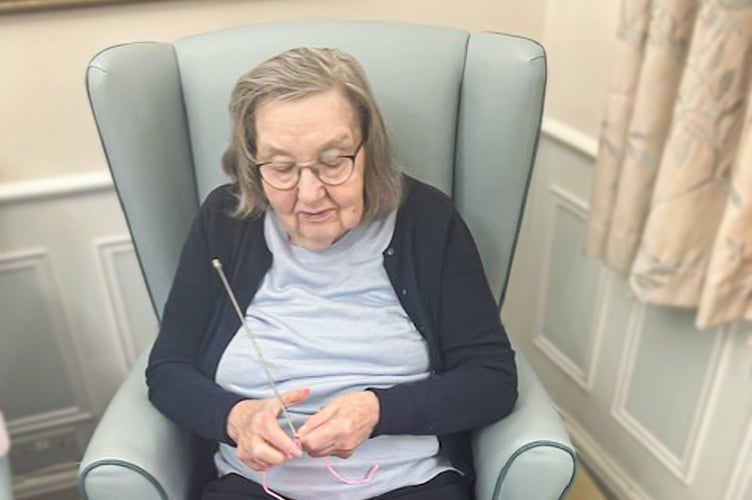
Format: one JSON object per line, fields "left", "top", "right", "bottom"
{"left": 254, "top": 89, "right": 365, "bottom": 251}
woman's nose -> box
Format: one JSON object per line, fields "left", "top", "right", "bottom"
{"left": 296, "top": 167, "right": 326, "bottom": 201}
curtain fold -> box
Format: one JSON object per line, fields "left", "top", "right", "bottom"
{"left": 586, "top": 0, "right": 752, "bottom": 329}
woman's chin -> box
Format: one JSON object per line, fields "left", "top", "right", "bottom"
{"left": 291, "top": 231, "right": 338, "bottom": 251}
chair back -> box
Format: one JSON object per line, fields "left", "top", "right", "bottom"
{"left": 86, "top": 21, "right": 546, "bottom": 316}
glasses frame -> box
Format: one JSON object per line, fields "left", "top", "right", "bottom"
{"left": 254, "top": 141, "right": 364, "bottom": 191}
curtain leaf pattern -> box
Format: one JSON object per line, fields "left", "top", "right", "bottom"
{"left": 586, "top": 0, "right": 752, "bottom": 329}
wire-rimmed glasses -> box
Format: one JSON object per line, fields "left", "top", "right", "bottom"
{"left": 254, "top": 141, "right": 364, "bottom": 190}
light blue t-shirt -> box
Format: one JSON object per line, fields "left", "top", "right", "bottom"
{"left": 214, "top": 210, "right": 454, "bottom": 500}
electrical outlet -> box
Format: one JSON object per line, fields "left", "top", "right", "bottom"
{"left": 9, "top": 427, "right": 82, "bottom": 476}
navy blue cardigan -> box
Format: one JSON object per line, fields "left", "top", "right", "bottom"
{"left": 146, "top": 175, "right": 518, "bottom": 482}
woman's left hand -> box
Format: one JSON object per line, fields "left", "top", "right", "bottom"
{"left": 296, "top": 391, "right": 380, "bottom": 459}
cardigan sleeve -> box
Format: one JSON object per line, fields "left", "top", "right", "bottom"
{"left": 145, "top": 189, "right": 247, "bottom": 445}
{"left": 371, "top": 210, "right": 518, "bottom": 436}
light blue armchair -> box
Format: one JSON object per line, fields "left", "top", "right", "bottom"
{"left": 79, "top": 21, "right": 576, "bottom": 500}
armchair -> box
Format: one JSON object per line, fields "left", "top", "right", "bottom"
{"left": 79, "top": 21, "right": 576, "bottom": 500}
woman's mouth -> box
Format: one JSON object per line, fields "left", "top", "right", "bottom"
{"left": 298, "top": 208, "right": 335, "bottom": 222}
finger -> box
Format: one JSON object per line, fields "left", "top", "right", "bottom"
{"left": 297, "top": 405, "right": 336, "bottom": 437}
{"left": 236, "top": 438, "right": 275, "bottom": 470}
{"left": 258, "top": 412, "right": 303, "bottom": 458}
{"left": 280, "top": 387, "right": 310, "bottom": 407}
{"left": 300, "top": 420, "right": 343, "bottom": 456}
{"left": 334, "top": 449, "right": 354, "bottom": 459}
{"left": 306, "top": 442, "right": 337, "bottom": 458}
{"left": 247, "top": 457, "right": 270, "bottom": 472}
{"left": 248, "top": 433, "right": 290, "bottom": 466}
{"left": 254, "top": 443, "right": 288, "bottom": 466}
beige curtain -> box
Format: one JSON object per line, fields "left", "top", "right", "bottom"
{"left": 586, "top": 0, "right": 752, "bottom": 329}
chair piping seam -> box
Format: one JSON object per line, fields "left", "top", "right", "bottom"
{"left": 492, "top": 439, "right": 577, "bottom": 500}
{"left": 79, "top": 459, "right": 168, "bottom": 500}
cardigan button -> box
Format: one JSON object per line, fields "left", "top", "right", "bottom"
{"left": 386, "top": 248, "right": 395, "bottom": 256}
{"left": 402, "top": 288, "right": 407, "bottom": 296}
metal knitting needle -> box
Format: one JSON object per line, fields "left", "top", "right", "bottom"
{"left": 211, "top": 258, "right": 299, "bottom": 438}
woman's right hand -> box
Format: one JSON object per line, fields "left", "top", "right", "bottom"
{"left": 226, "top": 387, "right": 310, "bottom": 471}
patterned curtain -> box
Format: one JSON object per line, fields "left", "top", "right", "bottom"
{"left": 586, "top": 0, "right": 752, "bottom": 329}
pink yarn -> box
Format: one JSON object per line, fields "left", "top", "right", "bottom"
{"left": 261, "top": 438, "right": 379, "bottom": 499}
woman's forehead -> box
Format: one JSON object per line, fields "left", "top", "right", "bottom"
{"left": 254, "top": 91, "right": 360, "bottom": 152}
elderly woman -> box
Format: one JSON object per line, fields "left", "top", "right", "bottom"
{"left": 146, "top": 47, "right": 517, "bottom": 500}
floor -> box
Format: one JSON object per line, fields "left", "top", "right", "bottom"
{"left": 565, "top": 462, "right": 610, "bottom": 500}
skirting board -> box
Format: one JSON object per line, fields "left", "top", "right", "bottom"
{"left": 560, "top": 407, "right": 651, "bottom": 500}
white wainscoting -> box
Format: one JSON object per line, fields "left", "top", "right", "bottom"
{"left": 94, "top": 236, "right": 158, "bottom": 368}
{"left": 610, "top": 302, "right": 726, "bottom": 482}
{"left": 532, "top": 185, "right": 608, "bottom": 393}
{"left": 503, "top": 118, "right": 752, "bottom": 500}
{"left": 724, "top": 419, "right": 752, "bottom": 500}
{"left": 0, "top": 172, "right": 156, "bottom": 498}
{"left": 0, "top": 249, "right": 93, "bottom": 436}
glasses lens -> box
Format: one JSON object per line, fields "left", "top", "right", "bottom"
{"left": 260, "top": 158, "right": 354, "bottom": 189}
{"left": 317, "top": 156, "right": 354, "bottom": 185}
{"left": 260, "top": 162, "right": 298, "bottom": 189}
{"left": 257, "top": 142, "right": 361, "bottom": 190}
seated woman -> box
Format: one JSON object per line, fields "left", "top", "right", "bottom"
{"left": 146, "top": 47, "right": 518, "bottom": 500}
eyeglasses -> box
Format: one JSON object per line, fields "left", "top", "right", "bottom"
{"left": 254, "top": 141, "right": 363, "bottom": 190}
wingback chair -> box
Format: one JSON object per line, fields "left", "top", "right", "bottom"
{"left": 79, "top": 21, "right": 576, "bottom": 500}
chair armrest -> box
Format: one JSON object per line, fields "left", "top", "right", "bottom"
{"left": 78, "top": 350, "right": 195, "bottom": 500}
{"left": 472, "top": 353, "right": 576, "bottom": 500}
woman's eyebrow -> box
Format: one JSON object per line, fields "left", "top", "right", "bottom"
{"left": 260, "top": 136, "right": 354, "bottom": 158}
{"left": 257, "top": 144, "right": 293, "bottom": 158}
{"left": 317, "top": 136, "right": 353, "bottom": 151}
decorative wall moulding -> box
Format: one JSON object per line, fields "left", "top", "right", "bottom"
{"left": 610, "top": 303, "right": 727, "bottom": 483}
{"left": 558, "top": 406, "right": 652, "bottom": 500}
{"left": 94, "top": 236, "right": 140, "bottom": 366}
{"left": 0, "top": 171, "right": 112, "bottom": 204}
{"left": 0, "top": 0, "right": 177, "bottom": 14}
{"left": 533, "top": 184, "right": 605, "bottom": 391}
{"left": 541, "top": 117, "right": 599, "bottom": 160}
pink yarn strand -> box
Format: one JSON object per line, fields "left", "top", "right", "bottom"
{"left": 322, "top": 458, "right": 379, "bottom": 485}
{"left": 260, "top": 448, "right": 380, "bottom": 499}
{"left": 262, "top": 472, "right": 289, "bottom": 500}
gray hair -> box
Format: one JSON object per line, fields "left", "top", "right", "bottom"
{"left": 222, "top": 47, "right": 403, "bottom": 220}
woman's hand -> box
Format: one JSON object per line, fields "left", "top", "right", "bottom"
{"left": 296, "top": 391, "right": 380, "bottom": 459}
{"left": 227, "top": 387, "right": 310, "bottom": 471}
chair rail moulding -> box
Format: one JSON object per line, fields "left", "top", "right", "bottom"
{"left": 0, "top": 0, "right": 176, "bottom": 14}
{"left": 0, "top": 171, "right": 113, "bottom": 204}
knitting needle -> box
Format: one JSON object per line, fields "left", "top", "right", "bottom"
{"left": 211, "top": 258, "right": 299, "bottom": 438}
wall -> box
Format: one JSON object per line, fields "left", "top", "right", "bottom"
{"left": 504, "top": 2, "right": 752, "bottom": 499}
{"left": 0, "top": 0, "right": 545, "bottom": 183}
{"left": 1, "top": 1, "right": 549, "bottom": 497}
{"left": 5, "top": 0, "right": 750, "bottom": 499}
{"left": 506, "top": 132, "right": 752, "bottom": 500}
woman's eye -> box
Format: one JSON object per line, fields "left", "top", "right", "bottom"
{"left": 320, "top": 156, "right": 344, "bottom": 168}
{"left": 270, "top": 162, "right": 295, "bottom": 173}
